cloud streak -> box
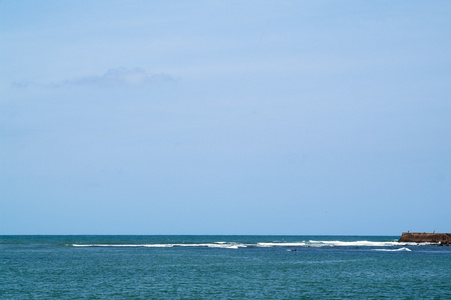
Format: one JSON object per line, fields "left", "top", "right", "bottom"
{"left": 11, "top": 81, "right": 32, "bottom": 89}
{"left": 55, "top": 67, "right": 177, "bottom": 88}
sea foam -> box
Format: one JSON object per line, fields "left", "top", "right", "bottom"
{"left": 71, "top": 243, "right": 247, "bottom": 249}
{"left": 373, "top": 247, "right": 412, "bottom": 252}
{"left": 71, "top": 240, "right": 429, "bottom": 249}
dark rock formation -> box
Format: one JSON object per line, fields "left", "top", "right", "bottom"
{"left": 398, "top": 232, "right": 451, "bottom": 245}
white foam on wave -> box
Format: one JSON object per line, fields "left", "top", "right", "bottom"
{"left": 309, "top": 240, "right": 402, "bottom": 247}
{"left": 257, "top": 242, "right": 307, "bottom": 247}
{"left": 256, "top": 241, "right": 406, "bottom": 248}
{"left": 373, "top": 247, "right": 412, "bottom": 252}
{"left": 401, "top": 242, "right": 432, "bottom": 246}
{"left": 72, "top": 244, "right": 174, "bottom": 247}
{"left": 262, "top": 240, "right": 432, "bottom": 248}
{"left": 71, "top": 243, "right": 246, "bottom": 249}
{"left": 178, "top": 243, "right": 246, "bottom": 249}
{"left": 71, "top": 240, "right": 431, "bottom": 249}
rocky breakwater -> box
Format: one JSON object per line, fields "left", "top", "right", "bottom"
{"left": 398, "top": 232, "right": 451, "bottom": 245}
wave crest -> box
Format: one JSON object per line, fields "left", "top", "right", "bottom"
{"left": 373, "top": 247, "right": 412, "bottom": 252}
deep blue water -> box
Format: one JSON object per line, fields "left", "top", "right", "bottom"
{"left": 1, "top": 235, "right": 450, "bottom": 299}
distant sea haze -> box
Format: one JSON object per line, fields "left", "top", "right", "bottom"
{"left": 1, "top": 235, "right": 450, "bottom": 299}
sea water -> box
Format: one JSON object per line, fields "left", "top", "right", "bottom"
{"left": 1, "top": 235, "right": 450, "bottom": 299}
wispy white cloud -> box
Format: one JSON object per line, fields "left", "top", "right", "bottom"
{"left": 54, "top": 67, "right": 177, "bottom": 88}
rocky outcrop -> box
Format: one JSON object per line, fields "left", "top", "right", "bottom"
{"left": 398, "top": 232, "right": 451, "bottom": 245}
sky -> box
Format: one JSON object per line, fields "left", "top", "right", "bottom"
{"left": 1, "top": 0, "right": 450, "bottom": 235}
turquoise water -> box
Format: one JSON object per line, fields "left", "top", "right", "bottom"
{"left": 1, "top": 235, "right": 450, "bottom": 299}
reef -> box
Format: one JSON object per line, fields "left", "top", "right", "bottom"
{"left": 398, "top": 232, "right": 451, "bottom": 245}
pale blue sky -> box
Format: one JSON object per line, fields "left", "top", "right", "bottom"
{"left": 1, "top": 0, "right": 450, "bottom": 234}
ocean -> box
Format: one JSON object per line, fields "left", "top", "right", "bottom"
{"left": 1, "top": 235, "right": 450, "bottom": 299}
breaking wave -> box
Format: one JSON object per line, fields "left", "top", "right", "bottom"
{"left": 72, "top": 243, "right": 247, "bottom": 249}
{"left": 71, "top": 240, "right": 429, "bottom": 249}
{"left": 373, "top": 247, "right": 412, "bottom": 252}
